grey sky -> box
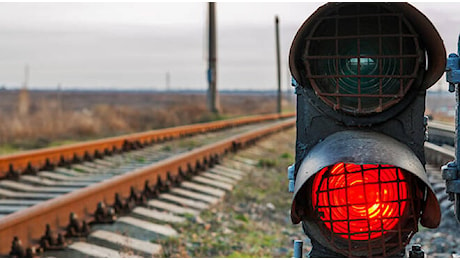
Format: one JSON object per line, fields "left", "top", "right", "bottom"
{"left": 0, "top": 2, "right": 458, "bottom": 91}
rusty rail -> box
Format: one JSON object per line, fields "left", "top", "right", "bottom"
{"left": 0, "top": 113, "right": 294, "bottom": 179}
{"left": 0, "top": 118, "right": 295, "bottom": 256}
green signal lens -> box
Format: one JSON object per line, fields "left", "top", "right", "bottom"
{"left": 303, "top": 3, "right": 423, "bottom": 115}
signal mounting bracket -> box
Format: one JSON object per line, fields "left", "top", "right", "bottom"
{"left": 442, "top": 33, "right": 460, "bottom": 223}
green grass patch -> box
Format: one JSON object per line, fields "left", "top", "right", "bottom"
{"left": 0, "top": 144, "right": 22, "bottom": 155}
{"left": 162, "top": 145, "right": 172, "bottom": 152}
{"left": 48, "top": 140, "right": 78, "bottom": 147}
{"left": 179, "top": 139, "right": 197, "bottom": 149}
{"left": 235, "top": 213, "right": 249, "bottom": 223}
{"left": 72, "top": 167, "right": 86, "bottom": 173}
{"left": 257, "top": 158, "right": 277, "bottom": 168}
{"left": 280, "top": 152, "right": 293, "bottom": 160}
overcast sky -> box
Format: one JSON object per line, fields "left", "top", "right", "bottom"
{"left": 0, "top": 2, "right": 458, "bottom": 91}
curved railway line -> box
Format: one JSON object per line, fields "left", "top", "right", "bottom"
{"left": 0, "top": 115, "right": 458, "bottom": 257}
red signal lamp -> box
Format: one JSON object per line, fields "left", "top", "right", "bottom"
{"left": 312, "top": 163, "right": 409, "bottom": 241}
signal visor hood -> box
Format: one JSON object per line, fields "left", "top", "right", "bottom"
{"left": 289, "top": 2, "right": 446, "bottom": 90}
{"left": 291, "top": 130, "right": 441, "bottom": 228}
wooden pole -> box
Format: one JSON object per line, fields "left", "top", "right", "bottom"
{"left": 207, "top": 2, "right": 220, "bottom": 114}
{"left": 275, "top": 16, "right": 282, "bottom": 114}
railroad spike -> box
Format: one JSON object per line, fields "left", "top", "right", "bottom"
{"left": 9, "top": 236, "right": 25, "bottom": 258}
{"left": 231, "top": 141, "right": 239, "bottom": 152}
{"left": 40, "top": 224, "right": 67, "bottom": 250}
{"left": 40, "top": 224, "right": 56, "bottom": 250}
{"left": 203, "top": 157, "right": 209, "bottom": 168}
{"left": 6, "top": 164, "right": 20, "bottom": 180}
{"left": 58, "top": 155, "right": 70, "bottom": 167}
{"left": 122, "top": 140, "right": 131, "bottom": 151}
{"left": 156, "top": 176, "right": 166, "bottom": 193}
{"left": 94, "top": 150, "right": 103, "bottom": 159}
{"left": 113, "top": 193, "right": 123, "bottom": 214}
{"left": 111, "top": 146, "right": 119, "bottom": 154}
{"left": 143, "top": 180, "right": 159, "bottom": 198}
{"left": 187, "top": 163, "right": 196, "bottom": 176}
{"left": 208, "top": 156, "right": 215, "bottom": 168}
{"left": 143, "top": 180, "right": 153, "bottom": 198}
{"left": 94, "top": 201, "right": 117, "bottom": 224}
{"left": 167, "top": 172, "right": 177, "bottom": 187}
{"left": 65, "top": 212, "right": 89, "bottom": 238}
{"left": 195, "top": 160, "right": 204, "bottom": 172}
{"left": 72, "top": 154, "right": 82, "bottom": 164}
{"left": 135, "top": 140, "right": 143, "bottom": 149}
{"left": 212, "top": 154, "right": 220, "bottom": 165}
{"left": 113, "top": 193, "right": 130, "bottom": 214}
{"left": 104, "top": 148, "right": 112, "bottom": 156}
{"left": 129, "top": 187, "right": 146, "bottom": 206}
{"left": 41, "top": 158, "right": 55, "bottom": 171}
{"left": 176, "top": 168, "right": 185, "bottom": 182}
{"left": 24, "top": 162, "right": 37, "bottom": 175}
{"left": 83, "top": 151, "right": 93, "bottom": 161}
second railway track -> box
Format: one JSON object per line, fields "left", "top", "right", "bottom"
{"left": 0, "top": 114, "right": 295, "bottom": 257}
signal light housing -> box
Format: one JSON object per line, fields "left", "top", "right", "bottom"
{"left": 291, "top": 131, "right": 439, "bottom": 257}
{"left": 289, "top": 3, "right": 445, "bottom": 256}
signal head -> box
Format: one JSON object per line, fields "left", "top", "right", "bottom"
{"left": 289, "top": 2, "right": 446, "bottom": 257}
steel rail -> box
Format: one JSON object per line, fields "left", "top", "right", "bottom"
{"left": 425, "top": 142, "right": 455, "bottom": 166}
{"left": 0, "top": 118, "right": 295, "bottom": 256}
{"left": 0, "top": 112, "right": 295, "bottom": 179}
{"left": 427, "top": 121, "right": 455, "bottom": 146}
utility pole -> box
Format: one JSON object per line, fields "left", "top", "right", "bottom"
{"left": 207, "top": 2, "right": 220, "bottom": 114}
{"left": 275, "top": 16, "right": 282, "bottom": 114}
{"left": 18, "top": 64, "right": 30, "bottom": 116}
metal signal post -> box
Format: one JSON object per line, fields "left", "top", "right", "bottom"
{"left": 442, "top": 34, "right": 460, "bottom": 223}
{"left": 288, "top": 2, "right": 446, "bottom": 257}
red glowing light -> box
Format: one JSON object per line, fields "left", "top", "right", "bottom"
{"left": 311, "top": 163, "right": 408, "bottom": 240}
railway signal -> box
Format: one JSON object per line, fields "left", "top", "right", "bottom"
{"left": 288, "top": 3, "right": 446, "bottom": 257}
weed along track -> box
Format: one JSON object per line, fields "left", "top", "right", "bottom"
{"left": 0, "top": 114, "right": 294, "bottom": 257}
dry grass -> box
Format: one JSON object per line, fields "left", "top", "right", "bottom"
{"left": 0, "top": 90, "right": 295, "bottom": 153}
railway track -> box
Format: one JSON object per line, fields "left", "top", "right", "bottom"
{"left": 0, "top": 114, "right": 295, "bottom": 257}
{"left": 427, "top": 120, "right": 455, "bottom": 146}
{"left": 0, "top": 116, "right": 457, "bottom": 257}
